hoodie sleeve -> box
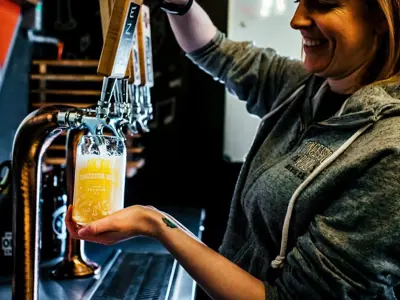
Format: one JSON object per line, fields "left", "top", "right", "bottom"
{"left": 265, "top": 153, "right": 400, "bottom": 299}
{"left": 186, "top": 30, "right": 309, "bottom": 118}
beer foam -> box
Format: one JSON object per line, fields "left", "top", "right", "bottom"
{"left": 98, "top": 143, "right": 108, "bottom": 156}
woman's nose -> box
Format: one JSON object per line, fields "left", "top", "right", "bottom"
{"left": 290, "top": 1, "right": 313, "bottom": 29}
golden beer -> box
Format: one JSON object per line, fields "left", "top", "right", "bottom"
{"left": 72, "top": 136, "right": 126, "bottom": 225}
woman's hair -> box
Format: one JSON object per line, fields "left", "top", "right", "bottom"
{"left": 368, "top": 0, "right": 400, "bottom": 84}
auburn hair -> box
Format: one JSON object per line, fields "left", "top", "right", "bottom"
{"left": 372, "top": 0, "right": 400, "bottom": 84}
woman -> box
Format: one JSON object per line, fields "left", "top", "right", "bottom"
{"left": 67, "top": 0, "right": 400, "bottom": 298}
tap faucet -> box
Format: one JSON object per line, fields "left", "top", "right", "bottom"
{"left": 135, "top": 4, "right": 155, "bottom": 133}
{"left": 11, "top": 0, "right": 145, "bottom": 299}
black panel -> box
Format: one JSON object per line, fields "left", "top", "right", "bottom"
{"left": 90, "top": 252, "right": 175, "bottom": 300}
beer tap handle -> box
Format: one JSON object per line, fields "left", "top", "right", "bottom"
{"left": 99, "top": 0, "right": 113, "bottom": 41}
{"left": 97, "top": 0, "right": 142, "bottom": 78}
{"left": 136, "top": 4, "right": 154, "bottom": 132}
{"left": 127, "top": 23, "right": 142, "bottom": 134}
{"left": 96, "top": 0, "right": 142, "bottom": 136}
{"left": 137, "top": 4, "right": 154, "bottom": 88}
{"left": 98, "top": 0, "right": 142, "bottom": 107}
{"left": 100, "top": 0, "right": 123, "bottom": 122}
{"left": 100, "top": 0, "right": 143, "bottom": 136}
{"left": 128, "top": 27, "right": 141, "bottom": 85}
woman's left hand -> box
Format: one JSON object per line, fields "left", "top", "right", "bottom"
{"left": 65, "top": 205, "right": 162, "bottom": 245}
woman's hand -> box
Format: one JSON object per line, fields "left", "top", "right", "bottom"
{"left": 65, "top": 205, "right": 163, "bottom": 245}
{"left": 66, "top": 205, "right": 266, "bottom": 299}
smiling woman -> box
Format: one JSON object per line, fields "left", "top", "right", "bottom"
{"left": 69, "top": 0, "right": 400, "bottom": 299}
{"left": 373, "top": 0, "right": 400, "bottom": 82}
{"left": 292, "top": 0, "right": 398, "bottom": 93}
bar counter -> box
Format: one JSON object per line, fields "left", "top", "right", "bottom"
{"left": 0, "top": 206, "right": 205, "bottom": 300}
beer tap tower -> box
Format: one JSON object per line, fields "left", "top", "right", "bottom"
{"left": 11, "top": 0, "right": 154, "bottom": 299}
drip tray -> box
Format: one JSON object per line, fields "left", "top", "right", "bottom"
{"left": 86, "top": 252, "right": 177, "bottom": 300}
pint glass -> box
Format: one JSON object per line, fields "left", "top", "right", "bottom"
{"left": 72, "top": 135, "right": 127, "bottom": 225}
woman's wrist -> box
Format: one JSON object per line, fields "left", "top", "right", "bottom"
{"left": 140, "top": 206, "right": 167, "bottom": 239}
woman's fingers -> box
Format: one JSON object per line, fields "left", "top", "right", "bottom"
{"left": 65, "top": 205, "right": 115, "bottom": 243}
{"left": 77, "top": 215, "right": 115, "bottom": 237}
{"left": 65, "top": 205, "right": 81, "bottom": 239}
{"left": 64, "top": 205, "right": 150, "bottom": 245}
{"left": 65, "top": 205, "right": 73, "bottom": 221}
{"left": 75, "top": 231, "right": 122, "bottom": 245}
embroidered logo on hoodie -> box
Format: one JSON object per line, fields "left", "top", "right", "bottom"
{"left": 285, "top": 141, "right": 332, "bottom": 180}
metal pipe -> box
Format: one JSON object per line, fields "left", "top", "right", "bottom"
{"left": 11, "top": 106, "right": 69, "bottom": 300}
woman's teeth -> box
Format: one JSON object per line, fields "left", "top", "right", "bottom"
{"left": 303, "top": 39, "right": 327, "bottom": 47}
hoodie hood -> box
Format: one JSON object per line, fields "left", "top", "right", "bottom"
{"left": 318, "top": 82, "right": 400, "bottom": 128}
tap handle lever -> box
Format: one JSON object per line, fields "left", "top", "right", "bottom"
{"left": 113, "top": 79, "right": 123, "bottom": 116}
{"left": 137, "top": 4, "right": 153, "bottom": 131}
{"left": 126, "top": 14, "right": 141, "bottom": 133}
{"left": 99, "top": 0, "right": 113, "bottom": 40}
{"left": 122, "top": 79, "right": 129, "bottom": 103}
{"left": 98, "top": 0, "right": 143, "bottom": 78}
{"left": 137, "top": 4, "right": 153, "bottom": 88}
{"left": 128, "top": 85, "right": 140, "bottom": 134}
{"left": 100, "top": 77, "right": 116, "bottom": 104}
{"left": 97, "top": 77, "right": 116, "bottom": 120}
{"left": 128, "top": 27, "right": 141, "bottom": 85}
{"left": 120, "top": 79, "right": 130, "bottom": 118}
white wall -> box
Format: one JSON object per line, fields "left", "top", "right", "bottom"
{"left": 223, "top": 0, "right": 302, "bottom": 162}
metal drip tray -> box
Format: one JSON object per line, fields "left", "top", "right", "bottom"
{"left": 86, "top": 252, "right": 177, "bottom": 300}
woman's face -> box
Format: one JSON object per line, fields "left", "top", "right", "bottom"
{"left": 290, "top": 0, "right": 380, "bottom": 82}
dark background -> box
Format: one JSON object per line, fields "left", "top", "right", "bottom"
{"left": 0, "top": 1, "right": 241, "bottom": 298}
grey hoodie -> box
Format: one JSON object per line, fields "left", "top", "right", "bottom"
{"left": 187, "top": 30, "right": 400, "bottom": 299}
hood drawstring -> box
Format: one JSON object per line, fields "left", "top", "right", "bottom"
{"left": 270, "top": 122, "right": 374, "bottom": 269}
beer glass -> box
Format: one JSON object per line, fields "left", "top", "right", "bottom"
{"left": 72, "top": 135, "right": 126, "bottom": 225}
